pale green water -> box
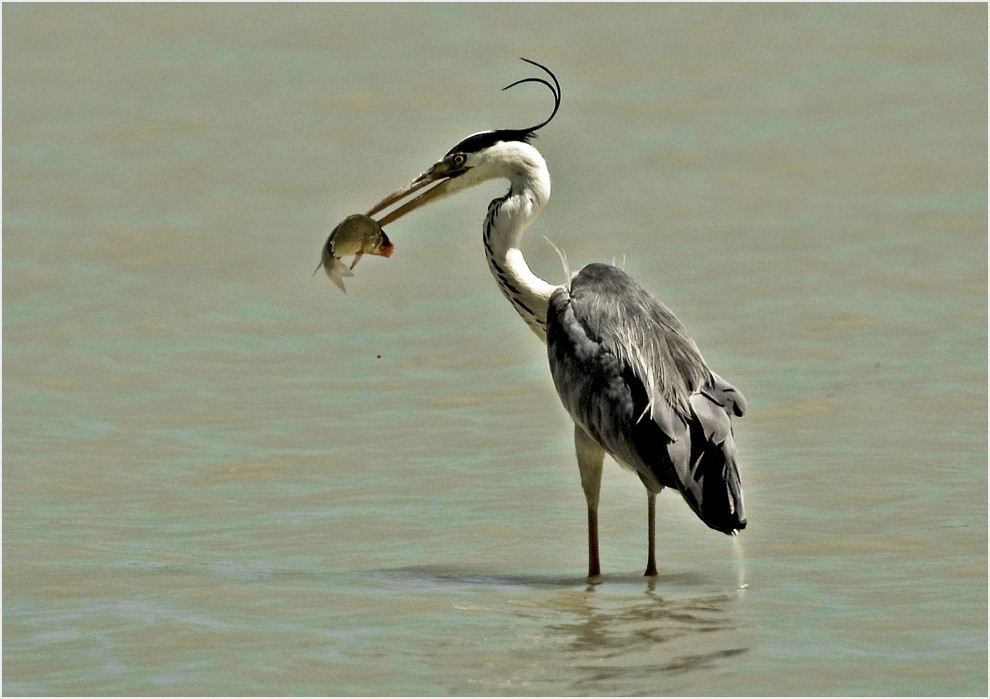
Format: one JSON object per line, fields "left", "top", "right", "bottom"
{"left": 3, "top": 4, "right": 986, "bottom": 695}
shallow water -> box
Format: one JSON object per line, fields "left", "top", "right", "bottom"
{"left": 3, "top": 4, "right": 986, "bottom": 695}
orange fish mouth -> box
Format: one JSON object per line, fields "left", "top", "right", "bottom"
{"left": 378, "top": 232, "right": 395, "bottom": 258}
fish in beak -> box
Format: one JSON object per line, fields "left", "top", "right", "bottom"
{"left": 316, "top": 156, "right": 466, "bottom": 293}
{"left": 315, "top": 214, "right": 394, "bottom": 292}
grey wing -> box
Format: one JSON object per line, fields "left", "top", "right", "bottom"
{"left": 546, "top": 265, "right": 746, "bottom": 534}
{"left": 702, "top": 371, "right": 747, "bottom": 418}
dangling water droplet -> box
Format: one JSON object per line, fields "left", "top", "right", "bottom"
{"left": 732, "top": 535, "right": 748, "bottom": 590}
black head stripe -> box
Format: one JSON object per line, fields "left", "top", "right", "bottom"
{"left": 446, "top": 129, "right": 532, "bottom": 156}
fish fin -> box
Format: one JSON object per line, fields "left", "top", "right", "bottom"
{"left": 326, "top": 258, "right": 354, "bottom": 293}
{"left": 349, "top": 252, "right": 364, "bottom": 270}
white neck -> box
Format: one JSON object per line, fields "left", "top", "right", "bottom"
{"left": 477, "top": 142, "right": 559, "bottom": 342}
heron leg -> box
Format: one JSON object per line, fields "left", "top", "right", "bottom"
{"left": 574, "top": 424, "right": 604, "bottom": 578}
{"left": 645, "top": 492, "right": 658, "bottom": 576}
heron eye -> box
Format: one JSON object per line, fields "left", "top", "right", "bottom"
{"left": 452, "top": 153, "right": 466, "bottom": 167}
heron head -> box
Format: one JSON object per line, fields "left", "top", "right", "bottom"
{"left": 365, "top": 59, "right": 560, "bottom": 228}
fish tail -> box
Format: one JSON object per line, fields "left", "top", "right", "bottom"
{"left": 326, "top": 257, "right": 354, "bottom": 292}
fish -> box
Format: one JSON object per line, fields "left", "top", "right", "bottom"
{"left": 315, "top": 214, "right": 395, "bottom": 292}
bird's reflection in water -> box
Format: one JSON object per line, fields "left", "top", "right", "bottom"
{"left": 376, "top": 566, "right": 749, "bottom": 692}
{"left": 509, "top": 575, "right": 749, "bottom": 687}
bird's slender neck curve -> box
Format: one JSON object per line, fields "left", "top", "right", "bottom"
{"left": 479, "top": 142, "right": 559, "bottom": 342}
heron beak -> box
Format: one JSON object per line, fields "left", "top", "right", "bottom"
{"left": 366, "top": 165, "right": 457, "bottom": 228}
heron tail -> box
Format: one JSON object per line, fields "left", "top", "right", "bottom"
{"left": 675, "top": 388, "right": 747, "bottom": 534}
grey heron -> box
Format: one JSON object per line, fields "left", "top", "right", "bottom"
{"left": 365, "top": 59, "right": 747, "bottom": 577}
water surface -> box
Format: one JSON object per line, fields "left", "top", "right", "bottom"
{"left": 4, "top": 4, "right": 986, "bottom": 695}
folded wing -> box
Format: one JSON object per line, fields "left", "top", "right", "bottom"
{"left": 546, "top": 263, "right": 746, "bottom": 534}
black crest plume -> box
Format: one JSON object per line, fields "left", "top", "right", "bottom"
{"left": 503, "top": 58, "right": 561, "bottom": 137}
{"left": 446, "top": 59, "right": 561, "bottom": 155}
